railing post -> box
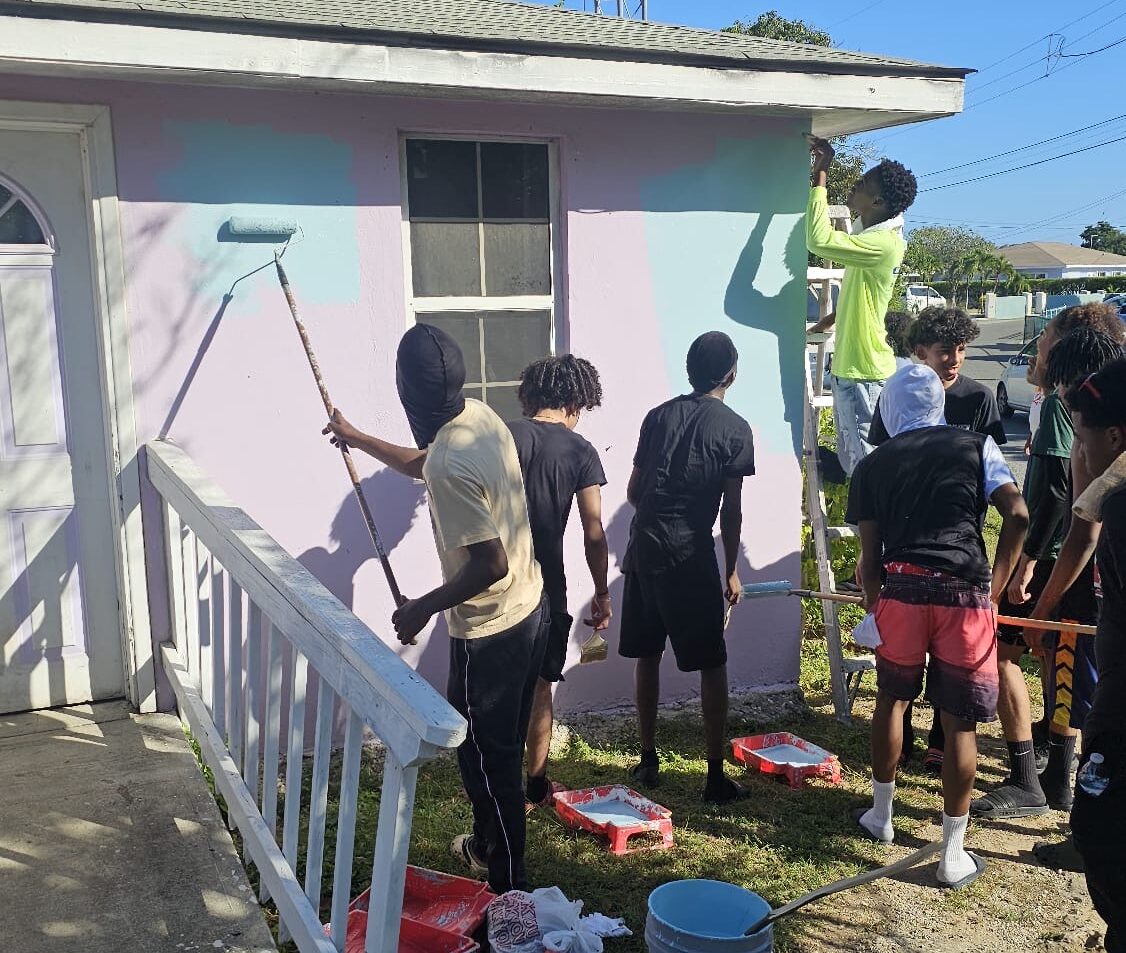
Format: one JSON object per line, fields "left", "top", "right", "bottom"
{"left": 364, "top": 755, "right": 420, "bottom": 953}
{"left": 162, "top": 503, "right": 188, "bottom": 655}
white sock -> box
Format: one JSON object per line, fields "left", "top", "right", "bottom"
{"left": 937, "top": 812, "right": 977, "bottom": 884}
{"left": 858, "top": 779, "right": 895, "bottom": 842}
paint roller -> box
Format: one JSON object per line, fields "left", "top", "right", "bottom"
{"left": 223, "top": 217, "right": 410, "bottom": 637}
{"left": 738, "top": 581, "right": 1097, "bottom": 635}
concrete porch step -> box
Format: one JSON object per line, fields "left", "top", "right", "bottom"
{"left": 0, "top": 700, "right": 276, "bottom": 953}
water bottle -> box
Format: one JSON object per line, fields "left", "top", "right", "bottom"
{"left": 1077, "top": 753, "right": 1110, "bottom": 797}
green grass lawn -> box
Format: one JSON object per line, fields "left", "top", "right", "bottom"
{"left": 236, "top": 630, "right": 1039, "bottom": 953}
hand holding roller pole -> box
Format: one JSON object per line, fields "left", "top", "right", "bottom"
{"left": 273, "top": 255, "right": 407, "bottom": 619}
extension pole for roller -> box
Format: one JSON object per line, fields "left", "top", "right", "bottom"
{"left": 273, "top": 256, "right": 403, "bottom": 607}
{"left": 787, "top": 588, "right": 1097, "bottom": 635}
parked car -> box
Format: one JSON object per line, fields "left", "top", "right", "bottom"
{"left": 997, "top": 335, "right": 1039, "bottom": 417}
{"left": 905, "top": 284, "right": 946, "bottom": 312}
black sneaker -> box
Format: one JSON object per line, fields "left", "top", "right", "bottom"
{"left": 703, "top": 775, "right": 752, "bottom": 805}
{"left": 450, "top": 834, "right": 488, "bottom": 876}
{"left": 630, "top": 761, "right": 660, "bottom": 787}
{"left": 1033, "top": 837, "right": 1085, "bottom": 873}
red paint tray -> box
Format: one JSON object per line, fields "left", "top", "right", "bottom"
{"left": 341, "top": 908, "right": 479, "bottom": 953}
{"left": 553, "top": 784, "right": 674, "bottom": 854}
{"left": 732, "top": 732, "right": 841, "bottom": 790}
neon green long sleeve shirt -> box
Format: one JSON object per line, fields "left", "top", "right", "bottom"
{"left": 806, "top": 186, "right": 904, "bottom": 382}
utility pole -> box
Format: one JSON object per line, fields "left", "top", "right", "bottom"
{"left": 590, "top": 0, "right": 648, "bottom": 19}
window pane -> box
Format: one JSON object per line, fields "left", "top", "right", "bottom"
{"left": 410, "top": 222, "right": 481, "bottom": 297}
{"left": 406, "top": 139, "right": 479, "bottom": 219}
{"left": 0, "top": 201, "right": 45, "bottom": 245}
{"left": 483, "top": 223, "right": 551, "bottom": 297}
{"left": 483, "top": 310, "right": 551, "bottom": 382}
{"left": 485, "top": 384, "right": 523, "bottom": 423}
{"left": 0, "top": 184, "right": 11, "bottom": 207}
{"left": 463, "top": 384, "right": 486, "bottom": 406}
{"left": 415, "top": 312, "right": 483, "bottom": 383}
{"left": 480, "top": 142, "right": 549, "bottom": 220}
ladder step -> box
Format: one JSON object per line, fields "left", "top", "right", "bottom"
{"left": 810, "top": 394, "right": 834, "bottom": 409}
{"left": 827, "top": 526, "right": 856, "bottom": 540}
{"left": 842, "top": 655, "right": 876, "bottom": 672}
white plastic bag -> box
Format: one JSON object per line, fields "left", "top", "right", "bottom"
{"left": 487, "top": 887, "right": 605, "bottom": 953}
{"left": 852, "top": 611, "right": 882, "bottom": 649}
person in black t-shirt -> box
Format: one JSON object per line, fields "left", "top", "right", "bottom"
{"left": 507, "top": 356, "right": 610, "bottom": 810}
{"left": 620, "top": 331, "right": 756, "bottom": 805}
{"left": 867, "top": 308, "right": 1007, "bottom": 774}
{"left": 868, "top": 306, "right": 1007, "bottom": 447}
{"left": 1065, "top": 359, "right": 1126, "bottom": 953}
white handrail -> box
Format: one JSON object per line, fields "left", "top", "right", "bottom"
{"left": 145, "top": 439, "right": 466, "bottom": 953}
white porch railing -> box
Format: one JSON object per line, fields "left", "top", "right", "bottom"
{"left": 146, "top": 440, "right": 466, "bottom": 953}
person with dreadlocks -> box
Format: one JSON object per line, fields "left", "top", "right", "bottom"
{"left": 806, "top": 140, "right": 918, "bottom": 477}
{"left": 506, "top": 355, "right": 611, "bottom": 810}
{"left": 324, "top": 324, "right": 548, "bottom": 896}
{"left": 620, "top": 331, "right": 755, "bottom": 804}
{"left": 973, "top": 305, "right": 1126, "bottom": 822}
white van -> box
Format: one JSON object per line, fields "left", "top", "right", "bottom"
{"left": 905, "top": 284, "right": 947, "bottom": 312}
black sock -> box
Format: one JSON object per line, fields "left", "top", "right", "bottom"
{"left": 525, "top": 773, "right": 548, "bottom": 804}
{"left": 640, "top": 747, "right": 658, "bottom": 767}
{"left": 1044, "top": 734, "right": 1077, "bottom": 780}
{"left": 1008, "top": 739, "right": 1042, "bottom": 792}
{"left": 707, "top": 758, "right": 726, "bottom": 781}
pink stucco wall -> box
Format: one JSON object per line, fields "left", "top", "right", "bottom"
{"left": 0, "top": 75, "right": 810, "bottom": 713}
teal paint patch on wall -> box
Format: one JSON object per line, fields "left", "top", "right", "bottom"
{"left": 640, "top": 135, "right": 809, "bottom": 456}
{"left": 159, "top": 121, "right": 360, "bottom": 304}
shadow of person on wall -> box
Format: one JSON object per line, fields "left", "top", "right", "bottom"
{"left": 297, "top": 468, "right": 424, "bottom": 611}
{"left": 724, "top": 211, "right": 808, "bottom": 457}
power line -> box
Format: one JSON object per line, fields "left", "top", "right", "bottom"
{"left": 918, "top": 112, "right": 1126, "bottom": 177}
{"left": 970, "top": 0, "right": 1122, "bottom": 74}
{"left": 829, "top": 0, "right": 890, "bottom": 29}
{"left": 919, "top": 132, "right": 1126, "bottom": 192}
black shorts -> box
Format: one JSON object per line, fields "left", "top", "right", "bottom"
{"left": 618, "top": 551, "right": 726, "bottom": 673}
{"left": 539, "top": 611, "right": 573, "bottom": 683}
{"left": 997, "top": 558, "right": 1055, "bottom": 648}
{"left": 998, "top": 557, "right": 1099, "bottom": 649}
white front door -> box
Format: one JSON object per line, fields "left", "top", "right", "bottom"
{"left": 0, "top": 127, "right": 124, "bottom": 713}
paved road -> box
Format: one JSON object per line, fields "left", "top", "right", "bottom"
{"left": 963, "top": 317, "right": 1030, "bottom": 487}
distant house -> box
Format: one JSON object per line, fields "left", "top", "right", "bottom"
{"left": 1000, "top": 241, "right": 1126, "bottom": 280}
{"left": 0, "top": 0, "right": 968, "bottom": 719}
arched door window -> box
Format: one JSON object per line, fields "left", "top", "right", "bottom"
{"left": 0, "top": 178, "right": 54, "bottom": 252}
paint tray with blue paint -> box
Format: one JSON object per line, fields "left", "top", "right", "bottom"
{"left": 732, "top": 732, "right": 842, "bottom": 790}
{"left": 552, "top": 784, "right": 674, "bottom": 855}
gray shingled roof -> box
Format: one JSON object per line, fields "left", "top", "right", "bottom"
{"left": 0, "top": 0, "right": 969, "bottom": 77}
{"left": 1001, "top": 242, "right": 1126, "bottom": 269}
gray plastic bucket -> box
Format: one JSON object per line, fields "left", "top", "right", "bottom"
{"left": 646, "top": 880, "right": 773, "bottom": 953}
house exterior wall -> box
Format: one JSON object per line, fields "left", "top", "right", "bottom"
{"left": 0, "top": 75, "right": 808, "bottom": 713}
{"left": 1014, "top": 265, "right": 1126, "bottom": 279}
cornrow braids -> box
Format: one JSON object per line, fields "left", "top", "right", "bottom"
{"left": 517, "top": 354, "right": 603, "bottom": 416}
{"left": 1065, "top": 357, "right": 1126, "bottom": 429}
{"left": 1045, "top": 327, "right": 1124, "bottom": 392}
{"left": 873, "top": 159, "right": 918, "bottom": 217}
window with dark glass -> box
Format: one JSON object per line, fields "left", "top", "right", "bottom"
{"left": 405, "top": 139, "right": 554, "bottom": 419}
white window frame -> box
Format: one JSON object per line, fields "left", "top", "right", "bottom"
{"left": 398, "top": 133, "right": 562, "bottom": 408}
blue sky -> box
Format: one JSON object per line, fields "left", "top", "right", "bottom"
{"left": 520, "top": 0, "right": 1126, "bottom": 247}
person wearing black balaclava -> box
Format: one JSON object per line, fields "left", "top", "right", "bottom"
{"left": 325, "top": 323, "right": 548, "bottom": 894}
{"left": 618, "top": 331, "right": 757, "bottom": 805}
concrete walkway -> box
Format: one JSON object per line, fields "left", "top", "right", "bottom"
{"left": 0, "top": 701, "right": 276, "bottom": 953}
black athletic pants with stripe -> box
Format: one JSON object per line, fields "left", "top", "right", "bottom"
{"left": 447, "top": 595, "right": 548, "bottom": 894}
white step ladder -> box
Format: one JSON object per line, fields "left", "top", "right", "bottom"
{"left": 804, "top": 206, "right": 875, "bottom": 724}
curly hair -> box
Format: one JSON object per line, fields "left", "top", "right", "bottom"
{"left": 907, "top": 306, "right": 980, "bottom": 350}
{"left": 1045, "top": 327, "right": 1124, "bottom": 392}
{"left": 884, "top": 311, "right": 914, "bottom": 358}
{"left": 1065, "top": 357, "right": 1126, "bottom": 429}
{"left": 872, "top": 159, "right": 918, "bottom": 217}
{"left": 1052, "top": 302, "right": 1126, "bottom": 344}
{"left": 517, "top": 354, "right": 603, "bottom": 416}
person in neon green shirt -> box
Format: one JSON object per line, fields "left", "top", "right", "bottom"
{"left": 806, "top": 138, "right": 918, "bottom": 476}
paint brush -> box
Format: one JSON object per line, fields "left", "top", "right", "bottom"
{"left": 579, "top": 631, "right": 609, "bottom": 665}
